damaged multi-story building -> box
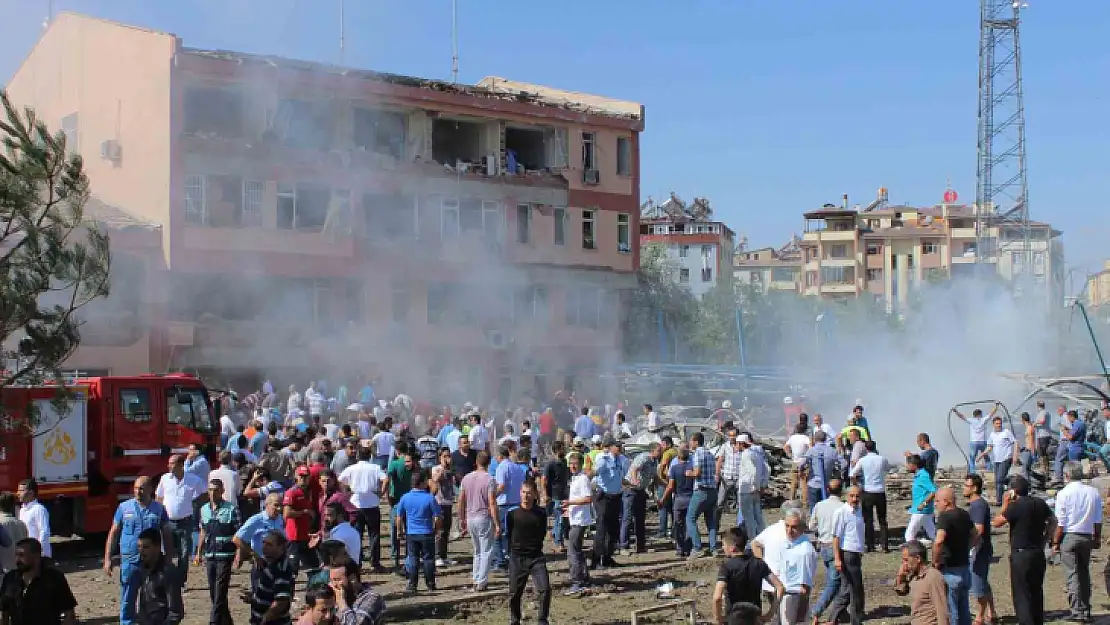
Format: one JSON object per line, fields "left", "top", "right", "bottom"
{"left": 732, "top": 236, "right": 803, "bottom": 294}
{"left": 6, "top": 12, "right": 644, "bottom": 403}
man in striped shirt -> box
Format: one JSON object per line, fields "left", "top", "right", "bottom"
{"left": 250, "top": 530, "right": 294, "bottom": 625}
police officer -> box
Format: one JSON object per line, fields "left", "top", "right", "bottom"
{"left": 103, "top": 476, "right": 174, "bottom": 625}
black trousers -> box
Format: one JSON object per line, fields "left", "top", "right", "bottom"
{"left": 509, "top": 553, "right": 551, "bottom": 625}
{"left": 673, "top": 498, "right": 690, "bottom": 556}
{"left": 622, "top": 488, "right": 648, "bottom": 552}
{"left": 206, "top": 558, "right": 233, "bottom": 625}
{"left": 287, "top": 539, "right": 320, "bottom": 575}
{"left": 828, "top": 551, "right": 864, "bottom": 625}
{"left": 592, "top": 493, "right": 621, "bottom": 566}
{"left": 860, "top": 491, "right": 888, "bottom": 551}
{"left": 355, "top": 507, "right": 382, "bottom": 567}
{"left": 1012, "top": 548, "right": 1046, "bottom": 625}
{"left": 437, "top": 505, "right": 454, "bottom": 560}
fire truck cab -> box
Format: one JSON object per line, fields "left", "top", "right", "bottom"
{"left": 0, "top": 373, "right": 217, "bottom": 536}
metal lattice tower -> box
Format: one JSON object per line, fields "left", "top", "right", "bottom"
{"left": 975, "top": 0, "right": 1030, "bottom": 277}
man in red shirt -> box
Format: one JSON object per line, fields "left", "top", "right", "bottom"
{"left": 284, "top": 466, "right": 320, "bottom": 574}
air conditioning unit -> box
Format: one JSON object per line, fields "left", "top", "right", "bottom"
{"left": 484, "top": 155, "right": 498, "bottom": 176}
{"left": 583, "top": 169, "right": 600, "bottom": 184}
{"left": 486, "top": 330, "right": 509, "bottom": 350}
{"left": 100, "top": 139, "right": 122, "bottom": 162}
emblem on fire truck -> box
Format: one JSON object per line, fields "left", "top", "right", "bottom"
{"left": 43, "top": 428, "right": 76, "bottom": 465}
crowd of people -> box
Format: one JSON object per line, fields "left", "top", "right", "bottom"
{"left": 2, "top": 379, "right": 1109, "bottom": 625}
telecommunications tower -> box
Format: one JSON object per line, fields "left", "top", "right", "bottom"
{"left": 975, "top": 0, "right": 1030, "bottom": 278}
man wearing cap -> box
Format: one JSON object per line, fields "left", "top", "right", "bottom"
{"left": 591, "top": 437, "right": 627, "bottom": 569}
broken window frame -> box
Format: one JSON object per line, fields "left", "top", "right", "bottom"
{"left": 276, "top": 182, "right": 331, "bottom": 232}
{"left": 352, "top": 107, "right": 406, "bottom": 158}
{"left": 241, "top": 179, "right": 264, "bottom": 227}
{"left": 581, "top": 209, "right": 596, "bottom": 250}
{"left": 431, "top": 117, "right": 484, "bottom": 168}
{"left": 183, "top": 85, "right": 246, "bottom": 139}
{"left": 616, "top": 136, "right": 632, "bottom": 176}
{"left": 679, "top": 268, "right": 690, "bottom": 283}
{"left": 184, "top": 174, "right": 207, "bottom": 225}
{"left": 482, "top": 200, "right": 503, "bottom": 243}
{"left": 581, "top": 131, "right": 597, "bottom": 171}
{"left": 617, "top": 213, "right": 631, "bottom": 253}
{"left": 516, "top": 204, "right": 531, "bottom": 244}
{"left": 275, "top": 98, "right": 334, "bottom": 150}
{"left": 554, "top": 207, "right": 567, "bottom": 246}
{"left": 701, "top": 267, "right": 713, "bottom": 283}
{"left": 545, "top": 127, "right": 569, "bottom": 169}
{"left": 441, "top": 197, "right": 461, "bottom": 239}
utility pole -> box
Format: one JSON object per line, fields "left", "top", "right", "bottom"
{"left": 451, "top": 0, "right": 459, "bottom": 83}
{"left": 339, "top": 0, "right": 346, "bottom": 65}
{"left": 975, "top": 0, "right": 1031, "bottom": 283}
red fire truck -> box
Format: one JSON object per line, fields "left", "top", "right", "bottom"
{"left": 0, "top": 373, "right": 217, "bottom": 536}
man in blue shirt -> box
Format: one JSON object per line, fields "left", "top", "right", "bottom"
{"left": 573, "top": 408, "right": 596, "bottom": 441}
{"left": 232, "top": 492, "right": 285, "bottom": 594}
{"left": 395, "top": 471, "right": 442, "bottom": 593}
{"left": 103, "top": 476, "right": 172, "bottom": 625}
{"left": 492, "top": 446, "right": 529, "bottom": 570}
{"left": 591, "top": 438, "right": 627, "bottom": 569}
{"left": 905, "top": 454, "right": 937, "bottom": 543}
{"left": 1055, "top": 410, "right": 1087, "bottom": 483}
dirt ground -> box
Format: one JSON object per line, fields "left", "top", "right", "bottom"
{"left": 56, "top": 495, "right": 1110, "bottom": 625}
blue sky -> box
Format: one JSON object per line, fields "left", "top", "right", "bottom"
{"left": 2, "top": 0, "right": 1108, "bottom": 280}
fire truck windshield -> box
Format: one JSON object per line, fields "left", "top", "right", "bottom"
{"left": 166, "top": 387, "right": 216, "bottom": 434}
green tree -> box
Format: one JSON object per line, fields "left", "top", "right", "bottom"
{"left": 688, "top": 282, "right": 740, "bottom": 364}
{"left": 622, "top": 242, "right": 698, "bottom": 362}
{"left": 0, "top": 91, "right": 111, "bottom": 404}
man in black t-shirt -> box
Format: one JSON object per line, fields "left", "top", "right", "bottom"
{"left": 933, "top": 486, "right": 977, "bottom": 625}
{"left": 712, "top": 527, "right": 784, "bottom": 625}
{"left": 506, "top": 479, "right": 550, "bottom": 625}
{"left": 992, "top": 475, "right": 1055, "bottom": 625}
{"left": 451, "top": 435, "right": 478, "bottom": 486}
{"left": 540, "top": 441, "right": 571, "bottom": 550}
{"left": 964, "top": 474, "right": 997, "bottom": 625}
{"left": 0, "top": 538, "right": 77, "bottom": 625}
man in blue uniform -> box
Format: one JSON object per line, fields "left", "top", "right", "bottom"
{"left": 102, "top": 476, "right": 173, "bottom": 625}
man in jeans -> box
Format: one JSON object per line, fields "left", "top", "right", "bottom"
{"left": 685, "top": 432, "right": 719, "bottom": 558}
{"left": 458, "top": 451, "right": 495, "bottom": 592}
{"left": 808, "top": 479, "right": 843, "bottom": 622}
{"left": 735, "top": 434, "right": 765, "bottom": 540}
{"left": 563, "top": 452, "right": 593, "bottom": 595}
{"left": 493, "top": 446, "right": 528, "bottom": 571}
{"left": 803, "top": 431, "right": 838, "bottom": 515}
{"left": 933, "top": 486, "right": 978, "bottom": 625}
{"left": 394, "top": 471, "right": 442, "bottom": 593}
{"left": 620, "top": 443, "right": 661, "bottom": 554}
{"left": 540, "top": 441, "right": 570, "bottom": 552}
{"left": 714, "top": 428, "right": 741, "bottom": 529}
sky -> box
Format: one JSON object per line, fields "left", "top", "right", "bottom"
{"left": 1, "top": 0, "right": 1108, "bottom": 283}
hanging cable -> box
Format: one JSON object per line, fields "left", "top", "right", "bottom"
{"left": 946, "top": 399, "right": 1015, "bottom": 472}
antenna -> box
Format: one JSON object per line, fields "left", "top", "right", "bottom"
{"left": 451, "top": 0, "right": 459, "bottom": 83}
{"left": 339, "top": 0, "right": 346, "bottom": 65}
{"left": 42, "top": 0, "right": 54, "bottom": 30}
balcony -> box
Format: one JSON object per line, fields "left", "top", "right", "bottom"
{"left": 820, "top": 283, "right": 857, "bottom": 294}
{"left": 950, "top": 227, "right": 977, "bottom": 239}
{"left": 802, "top": 230, "right": 856, "bottom": 243}
{"left": 182, "top": 225, "right": 355, "bottom": 258}
{"left": 821, "top": 257, "right": 856, "bottom": 268}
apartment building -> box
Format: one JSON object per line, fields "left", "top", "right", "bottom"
{"left": 1086, "top": 261, "right": 1110, "bottom": 311}
{"left": 733, "top": 236, "right": 803, "bottom": 294}
{"left": 799, "top": 196, "right": 1063, "bottom": 312}
{"left": 639, "top": 193, "right": 735, "bottom": 298}
{"left": 6, "top": 13, "right": 644, "bottom": 403}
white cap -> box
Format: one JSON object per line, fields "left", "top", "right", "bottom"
{"left": 591, "top": 434, "right": 602, "bottom": 444}
{"left": 784, "top": 396, "right": 794, "bottom": 405}
{"left": 722, "top": 400, "right": 732, "bottom": 409}
{"left": 573, "top": 436, "right": 585, "bottom": 445}
{"left": 854, "top": 398, "right": 863, "bottom": 406}
{"left": 738, "top": 434, "right": 751, "bottom": 443}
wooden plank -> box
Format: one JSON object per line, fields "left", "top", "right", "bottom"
{"left": 631, "top": 599, "right": 697, "bottom": 625}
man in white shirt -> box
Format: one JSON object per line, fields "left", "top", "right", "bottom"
{"left": 752, "top": 499, "right": 804, "bottom": 595}
{"left": 219, "top": 413, "right": 237, "bottom": 449}
{"left": 319, "top": 501, "right": 361, "bottom": 564}
{"left": 643, "top": 404, "right": 659, "bottom": 430}
{"left": 563, "top": 452, "right": 594, "bottom": 596}
{"left": 1052, "top": 461, "right": 1103, "bottom": 622}
{"left": 848, "top": 440, "right": 890, "bottom": 553}
{"left": 784, "top": 423, "right": 811, "bottom": 506}
{"left": 371, "top": 420, "right": 396, "bottom": 469}
{"left": 828, "top": 485, "right": 866, "bottom": 625}
{"left": 209, "top": 451, "right": 240, "bottom": 508}
{"left": 286, "top": 385, "right": 302, "bottom": 414}
{"left": 468, "top": 413, "right": 490, "bottom": 456}
{"left": 812, "top": 413, "right": 837, "bottom": 443}
{"left": 339, "top": 445, "right": 387, "bottom": 571}
{"left": 776, "top": 509, "right": 817, "bottom": 625}
{"left": 955, "top": 406, "right": 995, "bottom": 474}
{"left": 736, "top": 434, "right": 765, "bottom": 539}
{"left": 17, "top": 479, "right": 50, "bottom": 559}
{"left": 975, "top": 416, "right": 1019, "bottom": 505}
{"left": 155, "top": 454, "right": 206, "bottom": 588}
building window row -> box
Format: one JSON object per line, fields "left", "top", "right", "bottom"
{"left": 183, "top": 87, "right": 632, "bottom": 181}
{"left": 182, "top": 174, "right": 631, "bottom": 253}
